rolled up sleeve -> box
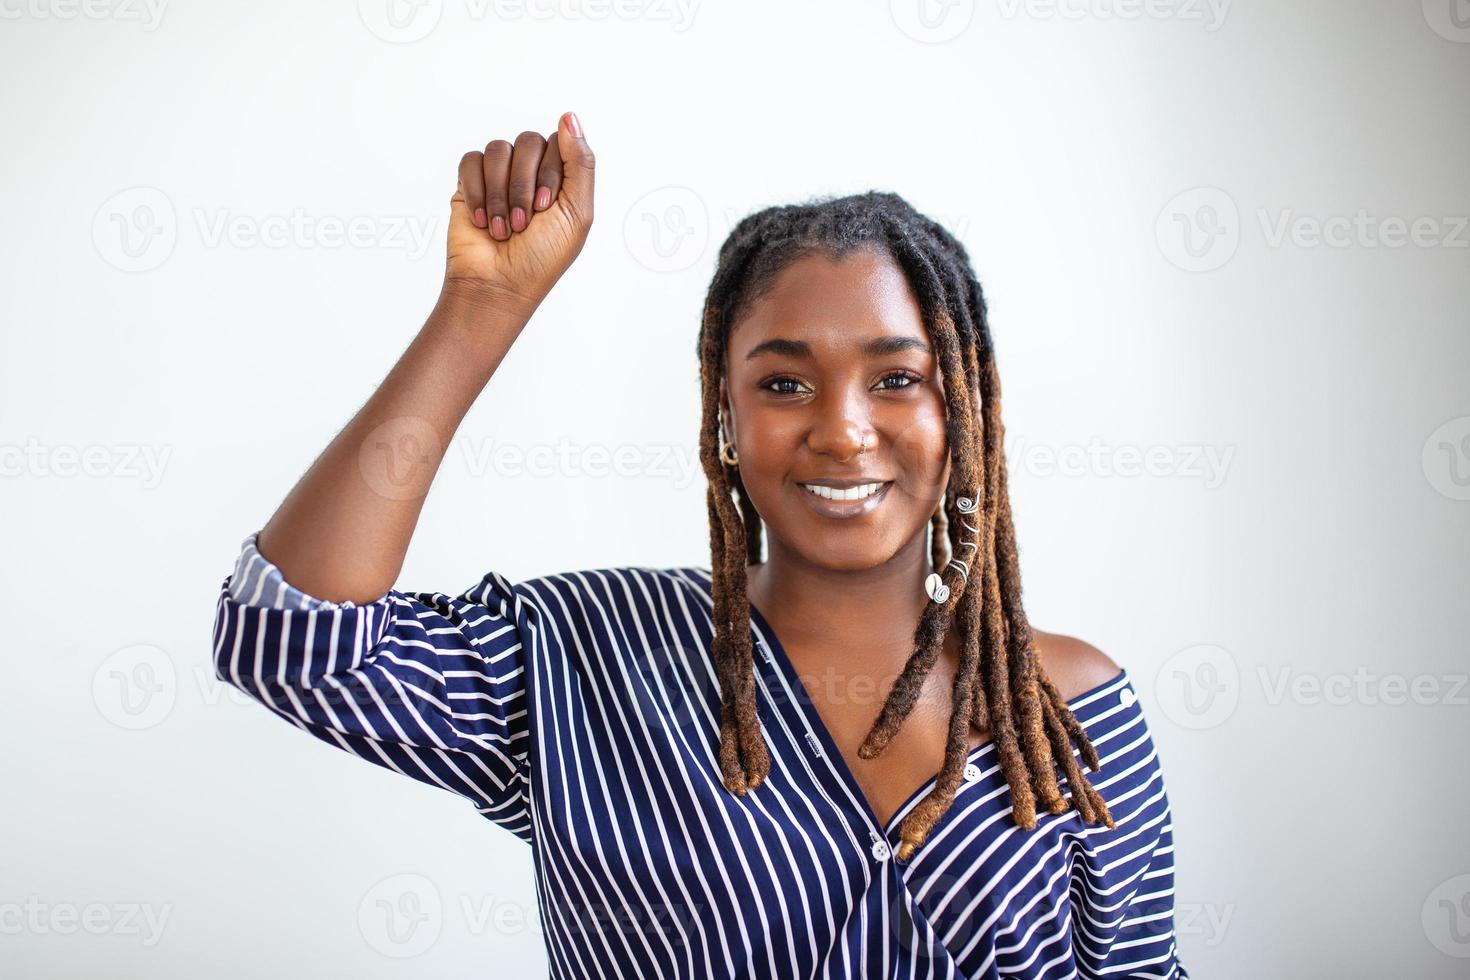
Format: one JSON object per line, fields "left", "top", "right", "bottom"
{"left": 212, "top": 532, "right": 538, "bottom": 842}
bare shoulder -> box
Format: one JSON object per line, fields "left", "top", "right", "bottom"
{"left": 1032, "top": 629, "right": 1124, "bottom": 703}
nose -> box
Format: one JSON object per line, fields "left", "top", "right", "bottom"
{"left": 805, "top": 387, "right": 878, "bottom": 462}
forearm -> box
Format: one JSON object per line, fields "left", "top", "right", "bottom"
{"left": 254, "top": 282, "right": 534, "bottom": 604}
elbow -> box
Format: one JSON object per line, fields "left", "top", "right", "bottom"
{"left": 210, "top": 586, "right": 245, "bottom": 690}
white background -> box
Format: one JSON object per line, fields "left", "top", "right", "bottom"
{"left": 2, "top": 0, "right": 1468, "bottom": 976}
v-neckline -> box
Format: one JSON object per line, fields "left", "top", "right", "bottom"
{"left": 746, "top": 597, "right": 998, "bottom": 839}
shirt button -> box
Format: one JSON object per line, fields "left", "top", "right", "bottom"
{"left": 963, "top": 763, "right": 982, "bottom": 783}
{"left": 1119, "top": 689, "right": 1137, "bottom": 708}
{"left": 871, "top": 838, "right": 891, "bottom": 861}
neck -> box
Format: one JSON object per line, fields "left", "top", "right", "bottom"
{"left": 745, "top": 534, "right": 940, "bottom": 671}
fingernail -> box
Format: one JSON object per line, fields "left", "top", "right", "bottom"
{"left": 565, "top": 111, "right": 583, "bottom": 139}
{"left": 473, "top": 207, "right": 487, "bottom": 228}
{"left": 491, "top": 214, "right": 507, "bottom": 239}
{"left": 534, "top": 186, "right": 550, "bottom": 210}
{"left": 511, "top": 206, "right": 526, "bottom": 232}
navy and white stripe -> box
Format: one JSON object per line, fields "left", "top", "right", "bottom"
{"left": 214, "top": 531, "right": 1189, "bottom": 979}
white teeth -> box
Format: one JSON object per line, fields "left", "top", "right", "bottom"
{"left": 801, "top": 482, "right": 885, "bottom": 501}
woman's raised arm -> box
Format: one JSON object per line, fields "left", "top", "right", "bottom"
{"left": 254, "top": 112, "right": 595, "bottom": 605}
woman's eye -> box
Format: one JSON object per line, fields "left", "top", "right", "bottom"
{"left": 878, "top": 372, "right": 920, "bottom": 390}
{"left": 763, "top": 377, "right": 809, "bottom": 395}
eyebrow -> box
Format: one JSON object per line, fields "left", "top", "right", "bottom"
{"left": 743, "top": 336, "right": 933, "bottom": 361}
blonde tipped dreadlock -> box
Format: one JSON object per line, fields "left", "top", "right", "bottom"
{"left": 695, "top": 192, "right": 1114, "bottom": 858}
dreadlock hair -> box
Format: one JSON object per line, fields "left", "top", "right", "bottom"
{"left": 695, "top": 190, "right": 1115, "bottom": 862}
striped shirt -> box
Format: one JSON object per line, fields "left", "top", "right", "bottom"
{"left": 213, "top": 531, "right": 1189, "bottom": 979}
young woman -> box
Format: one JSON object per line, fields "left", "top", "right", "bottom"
{"left": 213, "top": 111, "right": 1189, "bottom": 979}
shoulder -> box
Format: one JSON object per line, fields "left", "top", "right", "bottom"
{"left": 1032, "top": 628, "right": 1124, "bottom": 703}
{"left": 478, "top": 564, "right": 713, "bottom": 612}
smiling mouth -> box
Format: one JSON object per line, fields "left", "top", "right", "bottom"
{"left": 799, "top": 481, "right": 890, "bottom": 501}
{"left": 796, "top": 480, "right": 895, "bottom": 518}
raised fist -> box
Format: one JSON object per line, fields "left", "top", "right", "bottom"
{"left": 445, "top": 111, "right": 595, "bottom": 316}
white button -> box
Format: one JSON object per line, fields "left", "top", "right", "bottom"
{"left": 871, "top": 838, "right": 891, "bottom": 861}
{"left": 963, "top": 763, "right": 982, "bottom": 783}
{"left": 1119, "top": 689, "right": 1137, "bottom": 708}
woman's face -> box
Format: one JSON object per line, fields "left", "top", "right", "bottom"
{"left": 721, "top": 247, "right": 952, "bottom": 572}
